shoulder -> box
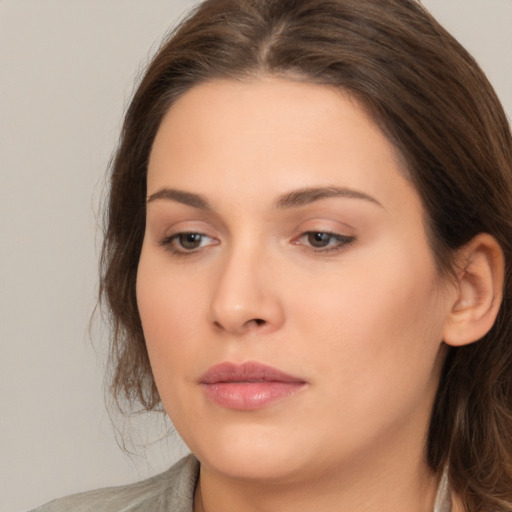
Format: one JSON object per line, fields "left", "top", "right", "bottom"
{"left": 29, "top": 454, "right": 199, "bottom": 512}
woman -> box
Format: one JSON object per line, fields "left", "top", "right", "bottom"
{"left": 33, "top": 0, "right": 512, "bottom": 511}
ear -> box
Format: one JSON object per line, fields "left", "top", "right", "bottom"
{"left": 443, "top": 233, "right": 504, "bottom": 347}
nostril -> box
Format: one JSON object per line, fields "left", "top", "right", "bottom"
{"left": 212, "top": 318, "right": 265, "bottom": 330}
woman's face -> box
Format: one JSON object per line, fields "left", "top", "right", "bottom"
{"left": 137, "top": 77, "right": 453, "bottom": 484}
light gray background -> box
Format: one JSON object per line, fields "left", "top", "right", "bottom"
{"left": 1, "top": 1, "right": 511, "bottom": 511}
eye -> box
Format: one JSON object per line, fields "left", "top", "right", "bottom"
{"left": 176, "top": 232, "right": 206, "bottom": 250}
{"left": 307, "top": 232, "right": 335, "bottom": 248}
{"left": 295, "top": 231, "right": 355, "bottom": 253}
{"left": 160, "top": 232, "right": 217, "bottom": 255}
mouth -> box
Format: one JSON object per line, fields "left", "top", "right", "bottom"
{"left": 200, "top": 361, "right": 307, "bottom": 410}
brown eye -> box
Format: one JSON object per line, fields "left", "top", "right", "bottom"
{"left": 178, "top": 233, "right": 204, "bottom": 250}
{"left": 295, "top": 231, "right": 355, "bottom": 253}
{"left": 307, "top": 232, "right": 333, "bottom": 248}
{"left": 159, "top": 231, "right": 218, "bottom": 257}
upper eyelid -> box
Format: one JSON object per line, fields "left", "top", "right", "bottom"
{"left": 147, "top": 214, "right": 225, "bottom": 239}
{"left": 145, "top": 204, "right": 221, "bottom": 230}
{"left": 147, "top": 204, "right": 358, "bottom": 230}
{"left": 153, "top": 214, "right": 357, "bottom": 242}
{"left": 292, "top": 214, "right": 355, "bottom": 230}
{"left": 292, "top": 223, "right": 354, "bottom": 239}
{"left": 295, "top": 231, "right": 355, "bottom": 242}
{"left": 161, "top": 231, "right": 214, "bottom": 243}
{"left": 299, "top": 230, "right": 352, "bottom": 237}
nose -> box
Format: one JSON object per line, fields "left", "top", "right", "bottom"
{"left": 209, "top": 245, "right": 285, "bottom": 336}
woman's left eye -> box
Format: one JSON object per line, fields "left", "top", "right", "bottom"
{"left": 295, "top": 231, "right": 355, "bottom": 252}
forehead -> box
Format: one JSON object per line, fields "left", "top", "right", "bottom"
{"left": 147, "top": 77, "right": 418, "bottom": 217}
{"left": 150, "top": 77, "right": 391, "bottom": 166}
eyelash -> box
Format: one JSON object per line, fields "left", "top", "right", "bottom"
{"left": 159, "top": 230, "right": 355, "bottom": 256}
{"left": 159, "top": 232, "right": 217, "bottom": 256}
{"left": 294, "top": 231, "right": 355, "bottom": 254}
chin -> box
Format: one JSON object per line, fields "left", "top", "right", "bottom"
{"left": 182, "top": 421, "right": 319, "bottom": 483}
{"left": 200, "top": 448, "right": 312, "bottom": 483}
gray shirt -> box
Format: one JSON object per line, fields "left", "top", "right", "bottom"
{"left": 30, "top": 455, "right": 199, "bottom": 512}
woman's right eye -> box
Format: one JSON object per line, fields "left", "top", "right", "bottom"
{"left": 159, "top": 232, "right": 217, "bottom": 255}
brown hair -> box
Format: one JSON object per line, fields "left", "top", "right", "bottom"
{"left": 100, "top": 0, "right": 512, "bottom": 509}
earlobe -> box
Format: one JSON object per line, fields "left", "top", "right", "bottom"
{"left": 443, "top": 233, "right": 504, "bottom": 347}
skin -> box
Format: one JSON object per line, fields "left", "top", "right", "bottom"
{"left": 137, "top": 77, "right": 462, "bottom": 512}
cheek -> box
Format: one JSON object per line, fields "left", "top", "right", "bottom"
{"left": 288, "top": 248, "right": 446, "bottom": 394}
{"left": 290, "top": 267, "right": 446, "bottom": 455}
{"left": 136, "top": 253, "right": 203, "bottom": 384}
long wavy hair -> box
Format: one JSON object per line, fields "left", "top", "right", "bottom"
{"left": 100, "top": 0, "right": 512, "bottom": 509}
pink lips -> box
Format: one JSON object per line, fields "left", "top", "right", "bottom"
{"left": 200, "top": 361, "right": 306, "bottom": 410}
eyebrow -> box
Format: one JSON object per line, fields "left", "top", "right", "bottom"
{"left": 146, "top": 186, "right": 383, "bottom": 210}
{"left": 276, "top": 186, "right": 383, "bottom": 209}
{"left": 147, "top": 188, "right": 211, "bottom": 209}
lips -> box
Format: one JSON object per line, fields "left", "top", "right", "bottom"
{"left": 200, "top": 361, "right": 306, "bottom": 410}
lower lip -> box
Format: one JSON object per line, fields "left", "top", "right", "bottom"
{"left": 201, "top": 381, "right": 305, "bottom": 410}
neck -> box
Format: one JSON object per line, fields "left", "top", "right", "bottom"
{"left": 194, "top": 453, "right": 442, "bottom": 512}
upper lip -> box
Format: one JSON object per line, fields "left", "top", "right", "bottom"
{"left": 200, "top": 361, "right": 305, "bottom": 384}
